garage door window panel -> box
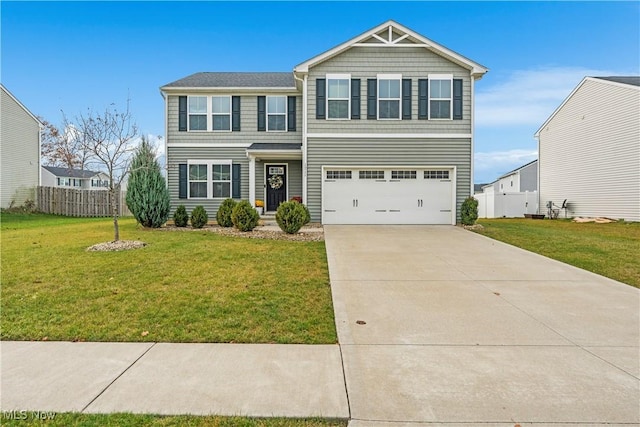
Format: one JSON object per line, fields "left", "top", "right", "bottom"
{"left": 391, "top": 170, "right": 417, "bottom": 180}
{"left": 425, "top": 170, "right": 450, "bottom": 180}
{"left": 326, "top": 170, "right": 352, "bottom": 180}
{"left": 359, "top": 170, "right": 385, "bottom": 180}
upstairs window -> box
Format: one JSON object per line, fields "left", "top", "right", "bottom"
{"left": 327, "top": 74, "right": 350, "bottom": 119}
{"left": 212, "top": 96, "right": 231, "bottom": 131}
{"left": 378, "top": 74, "right": 401, "bottom": 120}
{"left": 429, "top": 75, "right": 452, "bottom": 119}
{"left": 188, "top": 96, "right": 207, "bottom": 130}
{"left": 267, "top": 96, "right": 286, "bottom": 131}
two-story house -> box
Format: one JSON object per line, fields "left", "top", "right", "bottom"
{"left": 41, "top": 165, "right": 110, "bottom": 190}
{"left": 161, "top": 21, "right": 488, "bottom": 224}
{"left": 1, "top": 84, "right": 42, "bottom": 209}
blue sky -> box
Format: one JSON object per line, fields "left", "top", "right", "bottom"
{"left": 2, "top": 1, "right": 638, "bottom": 183}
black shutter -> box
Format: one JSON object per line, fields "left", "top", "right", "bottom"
{"left": 453, "top": 79, "right": 463, "bottom": 120}
{"left": 178, "top": 96, "right": 187, "bottom": 131}
{"left": 351, "top": 79, "right": 361, "bottom": 119}
{"left": 257, "top": 96, "right": 266, "bottom": 131}
{"left": 232, "top": 164, "right": 241, "bottom": 199}
{"left": 418, "top": 79, "right": 428, "bottom": 120}
{"left": 287, "top": 96, "right": 296, "bottom": 131}
{"left": 232, "top": 96, "right": 241, "bottom": 131}
{"left": 367, "top": 78, "right": 377, "bottom": 119}
{"left": 402, "top": 79, "right": 412, "bottom": 120}
{"left": 178, "top": 164, "right": 187, "bottom": 199}
{"left": 316, "top": 79, "right": 326, "bottom": 119}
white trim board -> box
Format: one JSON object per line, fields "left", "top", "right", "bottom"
{"left": 307, "top": 133, "right": 472, "bottom": 139}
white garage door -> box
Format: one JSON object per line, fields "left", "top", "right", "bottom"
{"left": 322, "top": 167, "right": 455, "bottom": 225}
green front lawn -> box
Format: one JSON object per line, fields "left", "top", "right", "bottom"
{"left": 1, "top": 214, "right": 337, "bottom": 343}
{"left": 475, "top": 218, "right": 640, "bottom": 288}
{"left": 0, "top": 414, "right": 347, "bottom": 427}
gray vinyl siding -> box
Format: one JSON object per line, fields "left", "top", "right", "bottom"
{"left": 0, "top": 87, "right": 40, "bottom": 209}
{"left": 306, "top": 138, "right": 471, "bottom": 222}
{"left": 166, "top": 94, "right": 302, "bottom": 143}
{"left": 519, "top": 162, "right": 538, "bottom": 192}
{"left": 307, "top": 46, "right": 471, "bottom": 135}
{"left": 167, "top": 146, "right": 249, "bottom": 216}
{"left": 538, "top": 79, "right": 640, "bottom": 221}
{"left": 255, "top": 160, "right": 303, "bottom": 205}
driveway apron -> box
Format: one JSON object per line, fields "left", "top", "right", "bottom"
{"left": 324, "top": 225, "right": 639, "bottom": 425}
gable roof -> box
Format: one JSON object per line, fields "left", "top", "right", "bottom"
{"left": 161, "top": 72, "right": 295, "bottom": 90}
{"left": 294, "top": 20, "right": 488, "bottom": 79}
{"left": 497, "top": 159, "right": 538, "bottom": 180}
{"left": 1, "top": 84, "right": 43, "bottom": 126}
{"left": 535, "top": 76, "right": 640, "bottom": 137}
{"left": 42, "top": 165, "right": 101, "bottom": 179}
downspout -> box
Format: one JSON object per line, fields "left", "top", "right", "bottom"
{"left": 293, "top": 72, "right": 308, "bottom": 204}
{"left": 470, "top": 72, "right": 475, "bottom": 198}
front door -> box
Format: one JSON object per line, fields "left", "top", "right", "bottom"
{"left": 266, "top": 164, "right": 287, "bottom": 211}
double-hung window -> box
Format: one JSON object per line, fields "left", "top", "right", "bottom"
{"left": 211, "top": 96, "right": 231, "bottom": 131}
{"left": 187, "top": 160, "right": 232, "bottom": 199}
{"left": 429, "top": 74, "right": 452, "bottom": 119}
{"left": 188, "top": 96, "right": 207, "bottom": 131}
{"left": 211, "top": 164, "right": 231, "bottom": 198}
{"left": 327, "top": 74, "right": 350, "bottom": 119}
{"left": 378, "top": 74, "right": 401, "bottom": 119}
{"left": 188, "top": 164, "right": 208, "bottom": 198}
{"left": 267, "top": 96, "right": 286, "bottom": 131}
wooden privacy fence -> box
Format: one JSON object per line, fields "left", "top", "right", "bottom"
{"left": 37, "top": 186, "right": 131, "bottom": 217}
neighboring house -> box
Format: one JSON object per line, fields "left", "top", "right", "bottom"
{"left": 535, "top": 76, "right": 640, "bottom": 221}
{"left": 161, "top": 20, "right": 488, "bottom": 224}
{"left": 0, "top": 84, "right": 42, "bottom": 209}
{"left": 41, "top": 166, "right": 110, "bottom": 190}
{"left": 475, "top": 160, "right": 538, "bottom": 218}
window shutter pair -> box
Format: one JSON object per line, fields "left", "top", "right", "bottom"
{"left": 418, "top": 78, "right": 463, "bottom": 120}
{"left": 178, "top": 164, "right": 241, "bottom": 199}
{"left": 258, "top": 96, "right": 296, "bottom": 131}
{"left": 179, "top": 96, "right": 241, "bottom": 131}
{"left": 316, "top": 78, "right": 361, "bottom": 119}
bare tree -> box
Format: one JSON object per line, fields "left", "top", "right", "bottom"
{"left": 76, "top": 100, "right": 138, "bottom": 241}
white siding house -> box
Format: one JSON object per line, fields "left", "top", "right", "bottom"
{"left": 0, "top": 85, "right": 42, "bottom": 209}
{"left": 41, "top": 166, "right": 110, "bottom": 190}
{"left": 475, "top": 160, "right": 538, "bottom": 218}
{"left": 535, "top": 77, "right": 640, "bottom": 221}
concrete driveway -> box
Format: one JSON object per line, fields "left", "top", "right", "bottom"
{"left": 324, "top": 225, "right": 639, "bottom": 425}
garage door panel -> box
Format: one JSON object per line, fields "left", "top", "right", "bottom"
{"left": 323, "top": 168, "right": 454, "bottom": 225}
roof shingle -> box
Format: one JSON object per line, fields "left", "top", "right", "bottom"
{"left": 162, "top": 72, "right": 295, "bottom": 89}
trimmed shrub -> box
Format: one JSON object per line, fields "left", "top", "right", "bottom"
{"left": 216, "top": 198, "right": 237, "bottom": 227}
{"left": 173, "top": 205, "right": 188, "bottom": 227}
{"left": 126, "top": 136, "right": 170, "bottom": 228}
{"left": 289, "top": 198, "right": 310, "bottom": 224}
{"left": 190, "top": 205, "right": 208, "bottom": 229}
{"left": 231, "top": 200, "right": 260, "bottom": 232}
{"left": 461, "top": 196, "right": 479, "bottom": 226}
{"left": 276, "top": 201, "right": 308, "bottom": 234}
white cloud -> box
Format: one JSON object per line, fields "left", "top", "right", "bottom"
{"left": 475, "top": 67, "right": 628, "bottom": 127}
{"left": 474, "top": 149, "right": 537, "bottom": 182}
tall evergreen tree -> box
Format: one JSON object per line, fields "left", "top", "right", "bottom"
{"left": 126, "top": 136, "right": 170, "bottom": 228}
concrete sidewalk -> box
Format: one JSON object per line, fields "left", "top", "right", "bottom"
{"left": 325, "top": 225, "right": 639, "bottom": 425}
{"left": 1, "top": 342, "right": 349, "bottom": 418}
